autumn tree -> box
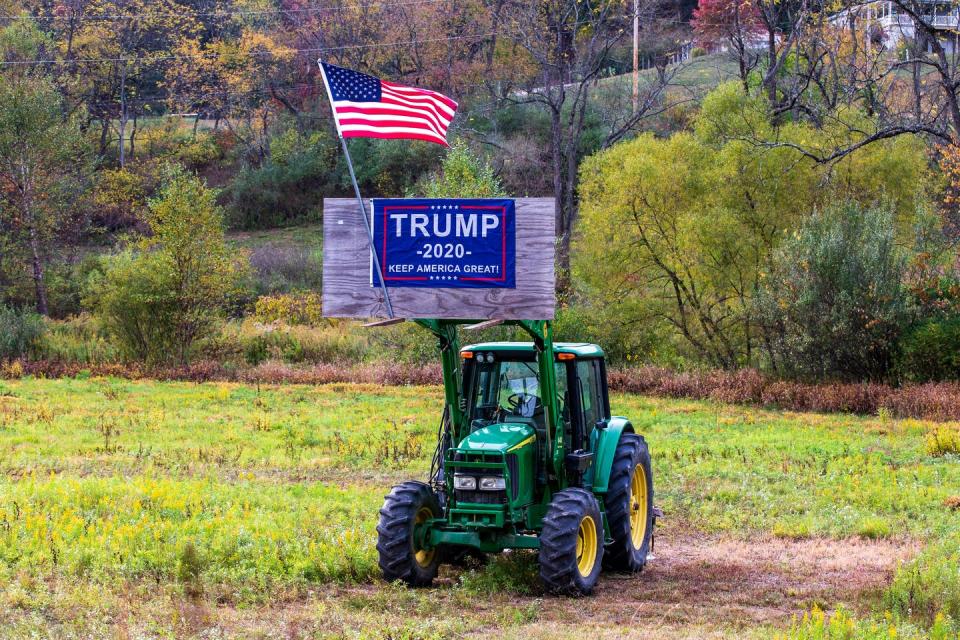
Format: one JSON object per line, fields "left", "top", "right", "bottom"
{"left": 495, "top": 0, "right": 686, "bottom": 290}
{"left": 0, "top": 19, "right": 90, "bottom": 315}
{"left": 712, "top": 0, "right": 956, "bottom": 161}
{"left": 40, "top": 0, "right": 201, "bottom": 164}
{"left": 164, "top": 27, "right": 295, "bottom": 161}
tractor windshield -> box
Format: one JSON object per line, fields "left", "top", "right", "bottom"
{"left": 466, "top": 356, "right": 567, "bottom": 432}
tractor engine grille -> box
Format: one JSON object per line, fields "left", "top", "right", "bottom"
{"left": 506, "top": 454, "right": 520, "bottom": 500}
{"left": 453, "top": 465, "right": 507, "bottom": 505}
{"left": 454, "top": 489, "right": 507, "bottom": 504}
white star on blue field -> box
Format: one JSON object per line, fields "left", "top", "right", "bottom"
{"left": 322, "top": 62, "right": 382, "bottom": 102}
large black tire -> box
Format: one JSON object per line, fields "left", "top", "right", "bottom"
{"left": 539, "top": 488, "right": 604, "bottom": 596}
{"left": 603, "top": 433, "right": 654, "bottom": 572}
{"left": 376, "top": 481, "right": 442, "bottom": 587}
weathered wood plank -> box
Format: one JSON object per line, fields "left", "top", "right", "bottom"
{"left": 323, "top": 198, "right": 555, "bottom": 319}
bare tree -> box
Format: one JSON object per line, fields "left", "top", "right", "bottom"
{"left": 495, "top": 0, "right": 689, "bottom": 289}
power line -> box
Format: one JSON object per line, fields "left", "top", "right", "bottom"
{"left": 0, "top": 32, "right": 497, "bottom": 66}
{"left": 0, "top": 0, "right": 451, "bottom": 22}
{"left": 84, "top": 77, "right": 502, "bottom": 108}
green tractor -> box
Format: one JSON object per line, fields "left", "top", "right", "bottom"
{"left": 376, "top": 319, "right": 656, "bottom": 595}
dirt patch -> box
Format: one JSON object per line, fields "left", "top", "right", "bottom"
{"left": 531, "top": 527, "right": 918, "bottom": 637}
{"left": 163, "top": 530, "right": 918, "bottom": 639}
{"left": 181, "top": 530, "right": 917, "bottom": 639}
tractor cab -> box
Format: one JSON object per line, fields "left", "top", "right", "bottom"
{"left": 460, "top": 342, "right": 608, "bottom": 465}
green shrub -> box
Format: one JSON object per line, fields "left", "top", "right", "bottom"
{"left": 333, "top": 137, "right": 444, "bottom": 197}
{"left": 87, "top": 167, "right": 249, "bottom": 365}
{"left": 414, "top": 139, "right": 505, "bottom": 198}
{"left": 137, "top": 119, "right": 221, "bottom": 170}
{"left": 241, "top": 328, "right": 302, "bottom": 366}
{"left": 757, "top": 202, "right": 912, "bottom": 381}
{"left": 0, "top": 305, "right": 44, "bottom": 360}
{"left": 896, "top": 316, "right": 960, "bottom": 382}
{"left": 175, "top": 132, "right": 221, "bottom": 169}
{"left": 34, "top": 315, "right": 117, "bottom": 364}
{"left": 226, "top": 131, "right": 335, "bottom": 229}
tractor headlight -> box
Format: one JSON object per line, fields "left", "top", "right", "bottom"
{"left": 453, "top": 474, "right": 477, "bottom": 490}
{"left": 478, "top": 476, "right": 506, "bottom": 491}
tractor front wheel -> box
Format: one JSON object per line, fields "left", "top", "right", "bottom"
{"left": 539, "top": 488, "right": 604, "bottom": 596}
{"left": 603, "top": 433, "right": 654, "bottom": 572}
{"left": 376, "top": 481, "right": 441, "bottom": 587}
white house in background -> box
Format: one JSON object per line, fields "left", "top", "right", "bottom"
{"left": 829, "top": 1, "right": 960, "bottom": 54}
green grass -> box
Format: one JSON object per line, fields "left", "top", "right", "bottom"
{"left": 597, "top": 53, "right": 740, "bottom": 94}
{"left": 227, "top": 223, "right": 324, "bottom": 251}
{"left": 0, "top": 377, "right": 958, "bottom": 637}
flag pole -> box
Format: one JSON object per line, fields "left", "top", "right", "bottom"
{"left": 318, "top": 59, "right": 395, "bottom": 319}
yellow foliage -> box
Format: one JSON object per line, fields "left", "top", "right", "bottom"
{"left": 253, "top": 293, "right": 326, "bottom": 327}
{"left": 926, "top": 426, "right": 960, "bottom": 456}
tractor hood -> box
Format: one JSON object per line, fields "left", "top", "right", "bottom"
{"left": 458, "top": 423, "right": 536, "bottom": 453}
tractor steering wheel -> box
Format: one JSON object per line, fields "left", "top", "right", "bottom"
{"left": 505, "top": 392, "right": 539, "bottom": 415}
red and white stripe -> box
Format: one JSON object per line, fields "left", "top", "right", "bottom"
{"left": 331, "top": 79, "right": 457, "bottom": 146}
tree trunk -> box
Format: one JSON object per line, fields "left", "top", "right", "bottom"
{"left": 931, "top": 36, "right": 960, "bottom": 137}
{"left": 550, "top": 108, "right": 570, "bottom": 290}
{"left": 130, "top": 112, "right": 138, "bottom": 160}
{"left": 99, "top": 118, "right": 111, "bottom": 157}
{"left": 765, "top": 26, "right": 778, "bottom": 105}
{"left": 26, "top": 211, "right": 48, "bottom": 316}
{"left": 118, "top": 65, "right": 128, "bottom": 167}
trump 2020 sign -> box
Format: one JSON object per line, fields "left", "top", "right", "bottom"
{"left": 322, "top": 197, "right": 554, "bottom": 320}
{"left": 371, "top": 198, "right": 516, "bottom": 289}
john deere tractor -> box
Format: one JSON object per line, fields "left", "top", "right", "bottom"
{"left": 376, "top": 319, "right": 656, "bottom": 595}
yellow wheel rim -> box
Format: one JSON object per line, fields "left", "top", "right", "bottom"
{"left": 576, "top": 515, "right": 598, "bottom": 577}
{"left": 629, "top": 468, "right": 649, "bottom": 550}
{"left": 413, "top": 507, "right": 435, "bottom": 568}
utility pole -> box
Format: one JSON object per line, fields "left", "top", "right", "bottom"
{"left": 632, "top": 0, "right": 639, "bottom": 112}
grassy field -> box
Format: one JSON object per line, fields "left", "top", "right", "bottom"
{"left": 0, "top": 376, "right": 958, "bottom": 638}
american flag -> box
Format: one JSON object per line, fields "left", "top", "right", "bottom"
{"left": 319, "top": 61, "right": 458, "bottom": 147}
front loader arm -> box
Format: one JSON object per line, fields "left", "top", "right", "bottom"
{"left": 414, "top": 319, "right": 468, "bottom": 442}
{"left": 414, "top": 318, "right": 563, "bottom": 483}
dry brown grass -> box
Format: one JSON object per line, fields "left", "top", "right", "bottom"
{"left": 9, "top": 358, "right": 960, "bottom": 420}
{"left": 1, "top": 526, "right": 913, "bottom": 639}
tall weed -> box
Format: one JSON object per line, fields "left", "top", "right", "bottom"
{"left": 0, "top": 306, "right": 44, "bottom": 360}
{"left": 887, "top": 534, "right": 960, "bottom": 625}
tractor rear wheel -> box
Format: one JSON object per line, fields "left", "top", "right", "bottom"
{"left": 376, "top": 481, "right": 441, "bottom": 587}
{"left": 538, "top": 488, "right": 604, "bottom": 596}
{"left": 603, "top": 433, "right": 654, "bottom": 572}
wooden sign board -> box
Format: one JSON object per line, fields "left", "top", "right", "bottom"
{"left": 323, "top": 198, "right": 555, "bottom": 319}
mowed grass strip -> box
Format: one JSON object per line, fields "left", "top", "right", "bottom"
{"left": 0, "top": 377, "right": 956, "bottom": 598}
